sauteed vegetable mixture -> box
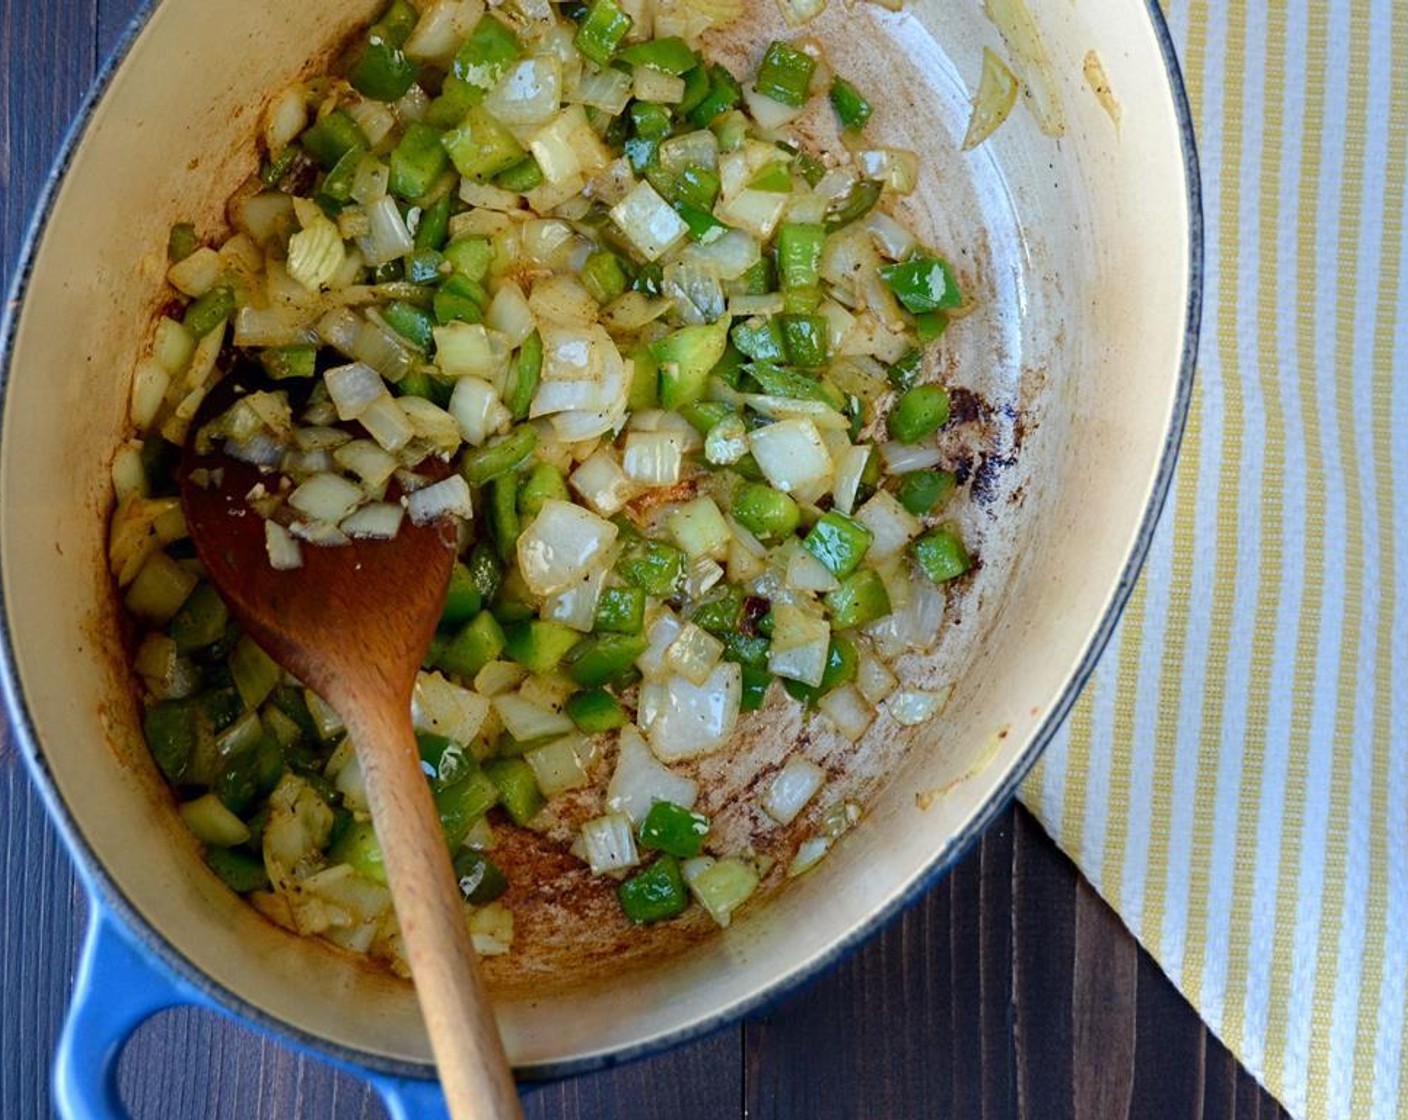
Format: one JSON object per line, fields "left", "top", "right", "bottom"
{"left": 110, "top": 0, "right": 972, "bottom": 969}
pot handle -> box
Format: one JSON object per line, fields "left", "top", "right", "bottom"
{"left": 368, "top": 1073, "right": 454, "bottom": 1119}
{"left": 56, "top": 903, "right": 494, "bottom": 1119}
{"left": 54, "top": 905, "right": 198, "bottom": 1120}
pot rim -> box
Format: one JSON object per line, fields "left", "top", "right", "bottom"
{"left": 0, "top": 0, "right": 1203, "bottom": 1084}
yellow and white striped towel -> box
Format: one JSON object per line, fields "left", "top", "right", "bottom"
{"left": 1020, "top": 2, "right": 1407, "bottom": 1117}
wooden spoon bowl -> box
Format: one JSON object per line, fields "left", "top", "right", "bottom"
{"left": 179, "top": 367, "right": 521, "bottom": 1120}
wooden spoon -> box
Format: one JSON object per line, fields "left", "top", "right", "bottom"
{"left": 180, "top": 370, "right": 521, "bottom": 1120}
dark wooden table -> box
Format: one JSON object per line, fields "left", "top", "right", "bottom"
{"left": 0, "top": 3, "right": 1289, "bottom": 1117}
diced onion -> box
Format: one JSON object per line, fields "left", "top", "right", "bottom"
{"left": 263, "top": 85, "right": 308, "bottom": 153}
{"left": 622, "top": 430, "right": 688, "bottom": 486}
{"left": 864, "top": 211, "right": 919, "bottom": 261}
{"left": 777, "top": 0, "right": 827, "bottom": 26}
{"left": 637, "top": 608, "right": 684, "bottom": 680}
{"left": 768, "top": 604, "right": 831, "bottom": 687}
{"left": 485, "top": 56, "right": 563, "bottom": 126}
{"left": 474, "top": 660, "right": 528, "bottom": 697}
{"left": 634, "top": 67, "right": 686, "bottom": 104}
{"left": 355, "top": 316, "right": 415, "bottom": 381}
{"left": 359, "top": 394, "right": 417, "bottom": 453}
{"left": 646, "top": 662, "right": 742, "bottom": 761}
{"left": 571, "top": 65, "right": 634, "bottom": 114}
{"left": 788, "top": 835, "right": 832, "bottom": 877}
{"left": 400, "top": 396, "right": 463, "bottom": 456}
{"left": 986, "top": 0, "right": 1066, "bottom": 137}
{"left": 525, "top": 736, "right": 590, "bottom": 796}
{"left": 716, "top": 189, "right": 788, "bottom": 241}
{"left": 607, "top": 726, "right": 699, "bottom": 823}
{"left": 854, "top": 490, "right": 922, "bottom": 559}
{"left": 413, "top": 670, "right": 492, "bottom": 745}
{"left": 665, "top": 623, "right": 724, "bottom": 686}
{"left": 407, "top": 475, "right": 473, "bottom": 525}
{"left": 682, "top": 856, "right": 758, "bottom": 928}
{"left": 360, "top": 196, "right": 415, "bottom": 266}
{"left": 817, "top": 684, "right": 874, "bottom": 742}
{"left": 334, "top": 439, "right": 399, "bottom": 490}
{"left": 485, "top": 281, "right": 536, "bottom": 347}
{"left": 435, "top": 323, "right": 509, "bottom": 380}
{"left": 831, "top": 443, "right": 870, "bottom": 516}
{"left": 749, "top": 419, "right": 834, "bottom": 502}
{"left": 289, "top": 473, "right": 363, "bottom": 524}
{"left": 784, "top": 542, "right": 840, "bottom": 592}
{"left": 323, "top": 362, "right": 385, "bottom": 422}
{"left": 856, "top": 648, "right": 899, "bottom": 705}
{"left": 579, "top": 812, "right": 640, "bottom": 874}
{"left": 668, "top": 497, "right": 732, "bottom": 560}
{"left": 570, "top": 448, "right": 638, "bottom": 515}
{"left": 515, "top": 499, "right": 618, "bottom": 595}
{"left": 887, "top": 686, "right": 953, "bottom": 726}
{"left": 341, "top": 501, "right": 405, "bottom": 539}
{"left": 763, "top": 755, "right": 825, "bottom": 825}
{"left": 542, "top": 564, "right": 607, "bottom": 632}
{"left": 493, "top": 693, "right": 575, "bottom": 741}
{"left": 741, "top": 84, "right": 805, "bottom": 129}
{"left": 879, "top": 440, "right": 946, "bottom": 474}
{"left": 405, "top": 0, "right": 486, "bottom": 65}
{"left": 610, "top": 181, "right": 689, "bottom": 262}
{"left": 449, "top": 376, "right": 510, "bottom": 446}
{"left": 265, "top": 520, "right": 303, "bottom": 570}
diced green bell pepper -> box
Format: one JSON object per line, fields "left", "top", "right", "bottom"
{"left": 495, "top": 155, "right": 544, "bottom": 192}
{"left": 804, "top": 511, "right": 873, "bottom": 578}
{"left": 485, "top": 757, "right": 544, "bottom": 825}
{"left": 565, "top": 688, "right": 629, "bottom": 733}
{"left": 436, "top": 768, "right": 502, "bottom": 848}
{"left": 516, "top": 461, "right": 569, "bottom": 517}
{"left": 453, "top": 848, "right": 509, "bottom": 904}
{"left": 638, "top": 801, "right": 709, "bottom": 858}
{"left": 731, "top": 482, "right": 800, "bottom": 542}
{"left": 183, "top": 286, "right": 235, "bottom": 338}
{"left": 350, "top": 37, "right": 421, "bottom": 101}
{"left": 912, "top": 525, "right": 972, "bottom": 583}
{"left": 688, "top": 64, "right": 742, "bottom": 128}
{"left": 896, "top": 470, "right": 956, "bottom": 516}
{"left": 563, "top": 633, "right": 649, "bottom": 688}
{"left": 461, "top": 424, "right": 539, "bottom": 487}
{"left": 436, "top": 610, "right": 506, "bottom": 679}
{"left": 502, "top": 619, "right": 582, "bottom": 674}
{"left": 618, "top": 36, "right": 696, "bottom": 74}
{"left": 259, "top": 345, "right": 317, "bottom": 381}
{"left": 755, "top": 41, "right": 816, "bottom": 108}
{"left": 442, "top": 106, "right": 524, "bottom": 181}
{"left": 618, "top": 854, "right": 689, "bottom": 923}
{"left": 778, "top": 314, "right": 829, "bottom": 368}
{"left": 301, "top": 110, "right": 369, "bottom": 169}
{"left": 616, "top": 534, "right": 685, "bottom": 597}
{"left": 887, "top": 385, "right": 950, "bottom": 443}
{"left": 390, "top": 122, "right": 450, "bottom": 201}
{"left": 574, "top": 0, "right": 633, "bottom": 66}
{"left": 594, "top": 585, "right": 646, "bottom": 634}
{"left": 829, "top": 76, "right": 873, "bottom": 129}
{"left": 879, "top": 255, "right": 962, "bottom": 313}
{"left": 776, "top": 222, "right": 825, "bottom": 290}
{"left": 453, "top": 15, "right": 523, "bottom": 94}
{"left": 506, "top": 330, "right": 542, "bottom": 420}
{"left": 740, "top": 665, "right": 773, "bottom": 711}
{"left": 168, "top": 583, "right": 228, "bottom": 652}
{"left": 824, "top": 568, "right": 893, "bottom": 630}
{"left": 204, "top": 846, "right": 270, "bottom": 893}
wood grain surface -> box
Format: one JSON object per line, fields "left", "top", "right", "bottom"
{"left": 0, "top": 2, "right": 1292, "bottom": 1117}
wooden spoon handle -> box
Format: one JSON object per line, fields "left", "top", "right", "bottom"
{"left": 343, "top": 697, "right": 522, "bottom": 1120}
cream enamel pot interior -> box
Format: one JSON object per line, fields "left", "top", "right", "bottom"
{"left": 0, "top": 0, "right": 1199, "bottom": 1110}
